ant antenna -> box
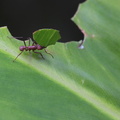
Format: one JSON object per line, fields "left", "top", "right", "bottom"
{"left": 13, "top": 51, "right": 23, "bottom": 62}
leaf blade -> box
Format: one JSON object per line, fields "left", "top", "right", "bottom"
{"left": 0, "top": 0, "right": 120, "bottom": 119}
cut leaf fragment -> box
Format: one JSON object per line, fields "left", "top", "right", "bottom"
{"left": 33, "top": 29, "right": 61, "bottom": 47}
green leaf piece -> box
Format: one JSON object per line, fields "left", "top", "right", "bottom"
{"left": 33, "top": 29, "right": 61, "bottom": 47}
{"left": 0, "top": 0, "right": 120, "bottom": 119}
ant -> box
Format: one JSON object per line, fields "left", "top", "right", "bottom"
{"left": 12, "top": 37, "right": 54, "bottom": 62}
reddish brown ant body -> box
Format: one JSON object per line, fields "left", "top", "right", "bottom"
{"left": 13, "top": 38, "right": 53, "bottom": 62}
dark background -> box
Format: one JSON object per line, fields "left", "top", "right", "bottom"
{"left": 0, "top": 0, "right": 85, "bottom": 42}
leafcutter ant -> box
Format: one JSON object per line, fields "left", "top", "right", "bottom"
{"left": 13, "top": 38, "right": 53, "bottom": 62}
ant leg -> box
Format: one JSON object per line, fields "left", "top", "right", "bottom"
{"left": 13, "top": 51, "right": 24, "bottom": 62}
{"left": 29, "top": 38, "right": 30, "bottom": 46}
{"left": 44, "top": 49, "right": 54, "bottom": 58}
{"left": 33, "top": 51, "right": 45, "bottom": 59}
{"left": 27, "top": 38, "right": 31, "bottom": 54}
{"left": 32, "top": 40, "right": 37, "bottom": 46}
{"left": 32, "top": 42, "right": 35, "bottom": 46}
{"left": 26, "top": 37, "right": 32, "bottom": 46}
{"left": 23, "top": 40, "right": 27, "bottom": 47}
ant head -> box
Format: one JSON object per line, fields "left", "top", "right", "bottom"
{"left": 36, "top": 45, "right": 44, "bottom": 50}
{"left": 19, "top": 46, "right": 26, "bottom": 51}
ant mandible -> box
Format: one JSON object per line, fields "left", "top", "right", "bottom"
{"left": 13, "top": 38, "right": 53, "bottom": 62}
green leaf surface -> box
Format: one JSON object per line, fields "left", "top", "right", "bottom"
{"left": 0, "top": 0, "right": 120, "bottom": 119}
{"left": 33, "top": 29, "right": 61, "bottom": 47}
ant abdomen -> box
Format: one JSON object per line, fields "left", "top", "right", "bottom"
{"left": 19, "top": 46, "right": 26, "bottom": 51}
